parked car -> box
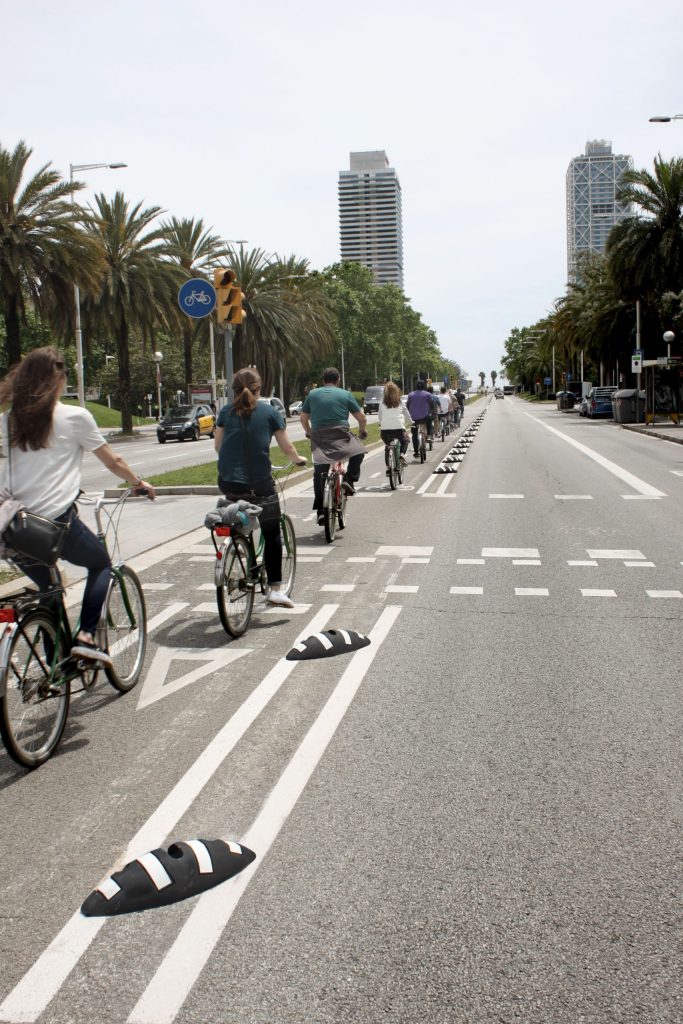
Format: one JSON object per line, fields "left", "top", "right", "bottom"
{"left": 586, "top": 386, "right": 618, "bottom": 418}
{"left": 363, "top": 385, "right": 384, "bottom": 414}
{"left": 157, "top": 404, "right": 215, "bottom": 443}
{"left": 288, "top": 399, "right": 303, "bottom": 417}
{"left": 494, "top": 388, "right": 504, "bottom": 399}
{"left": 578, "top": 395, "right": 589, "bottom": 416}
{"left": 258, "top": 396, "right": 288, "bottom": 419}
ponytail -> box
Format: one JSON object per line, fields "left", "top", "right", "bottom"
{"left": 231, "top": 368, "right": 261, "bottom": 417}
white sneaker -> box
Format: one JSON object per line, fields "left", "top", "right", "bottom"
{"left": 267, "top": 590, "right": 295, "bottom": 609}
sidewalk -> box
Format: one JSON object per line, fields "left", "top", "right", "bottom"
{"left": 621, "top": 422, "right": 683, "bottom": 445}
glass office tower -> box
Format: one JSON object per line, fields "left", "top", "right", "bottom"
{"left": 339, "top": 151, "right": 404, "bottom": 289}
{"left": 566, "top": 140, "right": 633, "bottom": 280}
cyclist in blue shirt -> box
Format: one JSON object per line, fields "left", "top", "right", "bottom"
{"left": 406, "top": 380, "right": 435, "bottom": 458}
{"left": 215, "top": 367, "right": 306, "bottom": 608}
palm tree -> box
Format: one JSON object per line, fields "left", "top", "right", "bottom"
{"left": 225, "top": 248, "right": 334, "bottom": 394}
{"left": 82, "top": 192, "right": 181, "bottom": 433}
{"left": 478, "top": 371, "right": 486, "bottom": 391}
{"left": 0, "top": 140, "right": 103, "bottom": 369}
{"left": 607, "top": 155, "right": 683, "bottom": 303}
{"left": 491, "top": 370, "right": 498, "bottom": 389}
{"left": 161, "top": 216, "right": 231, "bottom": 390}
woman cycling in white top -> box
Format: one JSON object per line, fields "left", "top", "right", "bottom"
{"left": 377, "top": 381, "right": 413, "bottom": 465}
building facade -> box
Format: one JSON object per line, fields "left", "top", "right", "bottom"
{"left": 338, "top": 151, "right": 404, "bottom": 289}
{"left": 566, "top": 140, "right": 633, "bottom": 280}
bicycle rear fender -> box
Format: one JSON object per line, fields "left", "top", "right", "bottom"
{"left": 0, "top": 621, "right": 20, "bottom": 699}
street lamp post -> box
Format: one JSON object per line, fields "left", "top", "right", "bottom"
{"left": 69, "top": 161, "right": 126, "bottom": 406}
{"left": 152, "top": 351, "right": 163, "bottom": 419}
{"left": 663, "top": 330, "right": 675, "bottom": 359}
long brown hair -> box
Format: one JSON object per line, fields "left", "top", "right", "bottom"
{"left": 231, "top": 367, "right": 262, "bottom": 418}
{"left": 0, "top": 347, "right": 66, "bottom": 450}
{"left": 383, "top": 381, "right": 401, "bottom": 408}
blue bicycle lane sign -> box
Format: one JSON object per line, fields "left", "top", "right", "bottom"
{"left": 178, "top": 278, "right": 216, "bottom": 318}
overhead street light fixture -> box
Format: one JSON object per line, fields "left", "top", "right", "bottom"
{"left": 69, "top": 160, "right": 127, "bottom": 406}
{"left": 649, "top": 114, "right": 683, "bottom": 123}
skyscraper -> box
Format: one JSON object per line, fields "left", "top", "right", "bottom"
{"left": 566, "top": 140, "right": 633, "bottom": 280}
{"left": 338, "top": 151, "right": 404, "bottom": 289}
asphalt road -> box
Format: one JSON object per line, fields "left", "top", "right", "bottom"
{"left": 1, "top": 397, "right": 681, "bottom": 1024}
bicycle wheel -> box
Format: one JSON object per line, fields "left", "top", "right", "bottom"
{"left": 323, "top": 474, "right": 337, "bottom": 543}
{"left": 100, "top": 565, "right": 147, "bottom": 692}
{"left": 280, "top": 514, "right": 297, "bottom": 597}
{"left": 441, "top": 420, "right": 446, "bottom": 442}
{"left": 388, "top": 446, "right": 397, "bottom": 490}
{"left": 337, "top": 482, "right": 348, "bottom": 530}
{"left": 217, "top": 535, "right": 254, "bottom": 637}
{"left": 420, "top": 435, "right": 426, "bottom": 463}
{"left": 0, "top": 609, "right": 70, "bottom": 769}
{"left": 396, "top": 444, "right": 404, "bottom": 485}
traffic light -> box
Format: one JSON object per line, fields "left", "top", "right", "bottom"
{"left": 213, "top": 269, "right": 246, "bottom": 327}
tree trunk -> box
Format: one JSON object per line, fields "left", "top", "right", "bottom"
{"left": 117, "top": 320, "right": 133, "bottom": 434}
{"left": 3, "top": 295, "right": 22, "bottom": 369}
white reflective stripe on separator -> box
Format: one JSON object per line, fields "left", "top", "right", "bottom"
{"left": 185, "top": 840, "right": 213, "bottom": 874}
{"left": 223, "top": 840, "right": 242, "bottom": 855}
{"left": 312, "top": 632, "right": 333, "bottom": 650}
{"left": 137, "top": 852, "right": 173, "bottom": 890}
{"left": 96, "top": 877, "right": 121, "bottom": 901}
{"left": 338, "top": 630, "right": 353, "bottom": 645}
{"left": 292, "top": 641, "right": 307, "bottom": 653}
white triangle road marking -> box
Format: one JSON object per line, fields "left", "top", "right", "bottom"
{"left": 136, "top": 646, "right": 251, "bottom": 710}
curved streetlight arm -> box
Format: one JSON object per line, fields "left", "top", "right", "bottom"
{"left": 649, "top": 115, "right": 683, "bottom": 123}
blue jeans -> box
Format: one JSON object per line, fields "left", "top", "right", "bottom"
{"left": 14, "top": 506, "right": 112, "bottom": 636}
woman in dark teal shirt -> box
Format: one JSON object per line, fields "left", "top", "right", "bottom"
{"left": 215, "top": 368, "right": 306, "bottom": 608}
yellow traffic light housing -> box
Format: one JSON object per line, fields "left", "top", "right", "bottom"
{"left": 213, "top": 268, "right": 246, "bottom": 327}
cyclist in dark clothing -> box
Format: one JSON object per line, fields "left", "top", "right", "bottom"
{"left": 406, "top": 381, "right": 434, "bottom": 458}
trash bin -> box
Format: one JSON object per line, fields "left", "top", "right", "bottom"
{"left": 556, "top": 391, "right": 575, "bottom": 411}
{"left": 612, "top": 389, "right": 645, "bottom": 423}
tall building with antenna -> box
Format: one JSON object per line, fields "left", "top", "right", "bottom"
{"left": 566, "top": 139, "right": 633, "bottom": 280}
{"left": 338, "top": 151, "right": 404, "bottom": 289}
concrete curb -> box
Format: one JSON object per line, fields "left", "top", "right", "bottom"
{"left": 621, "top": 424, "right": 683, "bottom": 445}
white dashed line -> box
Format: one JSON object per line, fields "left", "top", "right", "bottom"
{"left": 646, "top": 590, "right": 683, "bottom": 599}
{"left": 581, "top": 589, "right": 617, "bottom": 597}
{"left": 320, "top": 584, "right": 355, "bottom": 592}
{"left": 347, "top": 557, "right": 376, "bottom": 563}
{"left": 489, "top": 493, "right": 524, "bottom": 499}
{"left": 384, "top": 585, "right": 419, "bottom": 594}
{"left": 568, "top": 560, "right": 598, "bottom": 566}
{"left": 376, "top": 546, "right": 433, "bottom": 557}
{"left": 554, "top": 495, "right": 593, "bottom": 500}
{"left": 515, "top": 588, "right": 549, "bottom": 596}
{"left": 482, "top": 548, "right": 540, "bottom": 558}
{"left": 298, "top": 556, "right": 324, "bottom": 563}
{"left": 624, "top": 561, "right": 655, "bottom": 568}
{"left": 457, "top": 558, "right": 485, "bottom": 565}
{"left": 450, "top": 587, "right": 484, "bottom": 595}
{"left": 587, "top": 549, "right": 645, "bottom": 560}
{"left": 402, "top": 557, "right": 430, "bottom": 564}
{"left": 513, "top": 559, "right": 542, "bottom": 566}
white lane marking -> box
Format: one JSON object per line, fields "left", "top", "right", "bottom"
{"left": 624, "top": 561, "right": 655, "bottom": 568}
{"left": 416, "top": 476, "right": 436, "bottom": 495}
{"left": 568, "top": 560, "right": 599, "bottom": 566}
{"left": 621, "top": 495, "right": 662, "bottom": 500}
{"left": 515, "top": 588, "right": 550, "bottom": 597}
{"left": 402, "top": 557, "right": 430, "bottom": 564}
{"left": 190, "top": 602, "right": 220, "bottom": 614}
{"left": 262, "top": 604, "right": 312, "bottom": 615}
{"left": 384, "top": 585, "right": 419, "bottom": 593}
{"left": 143, "top": 583, "right": 175, "bottom": 591}
{"left": 127, "top": 607, "right": 402, "bottom": 1024}
{"left": 457, "top": 558, "right": 485, "bottom": 565}
{"left": 347, "top": 556, "right": 376, "bottom": 563}
{"left": 671, "top": 470, "right": 683, "bottom": 477}
{"left": 581, "top": 589, "right": 617, "bottom": 597}
{"left": 646, "top": 590, "right": 683, "bottom": 599}
{"left": 422, "top": 492, "right": 458, "bottom": 498}
{"left": 356, "top": 492, "right": 391, "bottom": 498}
{"left": 320, "top": 584, "right": 355, "bottom": 592}
{"left": 587, "top": 549, "right": 645, "bottom": 559}
{"left": 136, "top": 647, "right": 251, "bottom": 710}
{"left": 436, "top": 476, "right": 455, "bottom": 495}
{"left": 482, "top": 548, "right": 540, "bottom": 558}
{"left": 554, "top": 494, "right": 593, "bottom": 500}
{"left": 297, "top": 546, "right": 333, "bottom": 556}
{"left": 450, "top": 587, "right": 484, "bottom": 595}
{"left": 513, "top": 559, "right": 541, "bottom": 566}
{"left": 195, "top": 583, "right": 215, "bottom": 591}
{"left": 489, "top": 493, "right": 524, "bottom": 499}
{"left": 298, "top": 556, "right": 324, "bottom": 562}
{"left": 376, "top": 546, "right": 433, "bottom": 557}
{"left": 0, "top": 606, "right": 340, "bottom": 1024}
{"left": 523, "top": 411, "right": 667, "bottom": 497}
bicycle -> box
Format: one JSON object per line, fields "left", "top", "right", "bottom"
{"left": 415, "top": 420, "right": 428, "bottom": 463}
{"left": 321, "top": 458, "right": 348, "bottom": 544}
{"left": 0, "top": 491, "right": 148, "bottom": 770}
{"left": 384, "top": 436, "right": 405, "bottom": 490}
{"left": 210, "top": 462, "right": 299, "bottom": 638}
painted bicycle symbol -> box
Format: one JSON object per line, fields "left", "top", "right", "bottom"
{"left": 183, "top": 290, "right": 212, "bottom": 308}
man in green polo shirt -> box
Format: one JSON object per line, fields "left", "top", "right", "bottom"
{"left": 300, "top": 367, "right": 367, "bottom": 526}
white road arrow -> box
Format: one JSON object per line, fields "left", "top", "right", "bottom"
{"left": 136, "top": 646, "right": 252, "bottom": 710}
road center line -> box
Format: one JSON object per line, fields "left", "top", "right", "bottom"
{"left": 0, "top": 605, "right": 339, "bottom": 1024}
{"left": 127, "top": 605, "right": 403, "bottom": 1024}
{"left": 523, "top": 412, "right": 667, "bottom": 497}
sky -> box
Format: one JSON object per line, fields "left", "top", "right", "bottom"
{"left": 3, "top": 0, "right": 682, "bottom": 384}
